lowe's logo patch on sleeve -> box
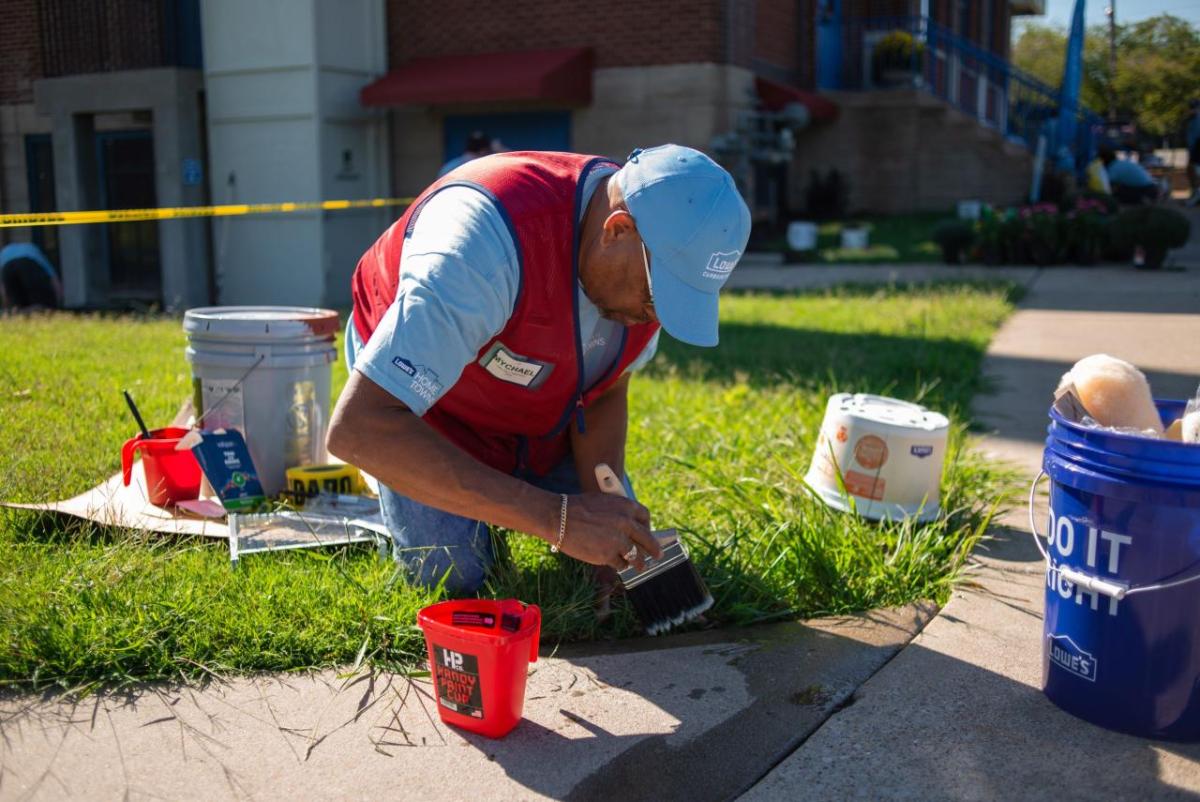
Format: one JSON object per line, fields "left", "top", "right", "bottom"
{"left": 910, "top": 445, "right": 934, "bottom": 458}
{"left": 1047, "top": 634, "right": 1097, "bottom": 682}
{"left": 392, "top": 357, "right": 416, "bottom": 377}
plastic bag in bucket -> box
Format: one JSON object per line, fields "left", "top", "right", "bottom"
{"left": 417, "top": 599, "right": 540, "bottom": 739}
{"left": 1032, "top": 399, "right": 1200, "bottom": 740}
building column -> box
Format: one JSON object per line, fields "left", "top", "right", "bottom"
{"left": 152, "top": 71, "right": 210, "bottom": 311}
{"left": 49, "top": 111, "right": 105, "bottom": 307}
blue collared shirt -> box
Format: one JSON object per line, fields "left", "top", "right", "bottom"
{"left": 349, "top": 167, "right": 658, "bottom": 415}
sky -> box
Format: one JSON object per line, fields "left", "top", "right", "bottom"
{"left": 1013, "top": 0, "right": 1200, "bottom": 35}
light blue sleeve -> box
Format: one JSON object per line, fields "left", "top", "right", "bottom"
{"left": 623, "top": 330, "right": 660, "bottom": 375}
{"left": 354, "top": 187, "right": 520, "bottom": 415}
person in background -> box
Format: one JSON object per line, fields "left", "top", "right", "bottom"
{"left": 0, "top": 240, "right": 62, "bottom": 310}
{"left": 1099, "top": 144, "right": 1159, "bottom": 205}
{"left": 1084, "top": 148, "right": 1113, "bottom": 196}
{"left": 1186, "top": 99, "right": 1200, "bottom": 207}
{"left": 438, "top": 131, "right": 497, "bottom": 178}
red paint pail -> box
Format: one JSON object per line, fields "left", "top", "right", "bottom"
{"left": 417, "top": 599, "right": 541, "bottom": 739}
{"left": 121, "top": 426, "right": 202, "bottom": 507}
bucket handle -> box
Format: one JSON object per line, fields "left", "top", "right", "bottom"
{"left": 1028, "top": 471, "right": 1200, "bottom": 600}
{"left": 121, "top": 437, "right": 146, "bottom": 486}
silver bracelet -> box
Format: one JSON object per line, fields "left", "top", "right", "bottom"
{"left": 552, "top": 493, "right": 568, "bottom": 553}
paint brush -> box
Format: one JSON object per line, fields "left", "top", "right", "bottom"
{"left": 123, "top": 389, "right": 152, "bottom": 439}
{"left": 594, "top": 463, "right": 713, "bottom": 635}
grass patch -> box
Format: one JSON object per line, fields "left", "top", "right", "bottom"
{"left": 0, "top": 284, "right": 1016, "bottom": 690}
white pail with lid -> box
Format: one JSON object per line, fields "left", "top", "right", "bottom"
{"left": 787, "top": 221, "right": 818, "bottom": 251}
{"left": 805, "top": 393, "right": 950, "bottom": 522}
{"left": 184, "top": 306, "right": 339, "bottom": 497}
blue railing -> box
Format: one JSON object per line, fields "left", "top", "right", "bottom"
{"left": 835, "top": 16, "right": 1102, "bottom": 172}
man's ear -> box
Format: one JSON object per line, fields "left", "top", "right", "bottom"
{"left": 600, "top": 209, "right": 637, "bottom": 245}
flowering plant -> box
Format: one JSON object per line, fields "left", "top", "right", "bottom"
{"left": 1016, "top": 203, "right": 1063, "bottom": 265}
{"left": 1062, "top": 196, "right": 1113, "bottom": 265}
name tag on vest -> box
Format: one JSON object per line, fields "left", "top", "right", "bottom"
{"left": 479, "top": 343, "right": 553, "bottom": 389}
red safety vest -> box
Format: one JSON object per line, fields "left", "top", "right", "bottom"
{"left": 351, "top": 152, "right": 660, "bottom": 476}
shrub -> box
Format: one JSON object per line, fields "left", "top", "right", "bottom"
{"left": 1061, "top": 190, "right": 1119, "bottom": 216}
{"left": 1062, "top": 196, "right": 1115, "bottom": 265}
{"left": 931, "top": 219, "right": 975, "bottom": 264}
{"left": 1110, "top": 206, "right": 1191, "bottom": 269}
{"left": 1017, "top": 203, "right": 1064, "bottom": 266}
{"left": 872, "top": 31, "right": 925, "bottom": 72}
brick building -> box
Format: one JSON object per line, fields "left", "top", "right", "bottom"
{"left": 1, "top": 0, "right": 209, "bottom": 308}
{"left": 1, "top": 0, "right": 1045, "bottom": 309}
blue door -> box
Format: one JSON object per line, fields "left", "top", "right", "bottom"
{"left": 95, "top": 130, "right": 161, "bottom": 303}
{"left": 443, "top": 111, "right": 571, "bottom": 162}
{"left": 24, "top": 134, "right": 59, "bottom": 269}
{"left": 816, "top": 0, "right": 842, "bottom": 90}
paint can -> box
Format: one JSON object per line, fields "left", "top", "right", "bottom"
{"left": 804, "top": 393, "right": 950, "bottom": 521}
{"left": 183, "top": 306, "right": 339, "bottom": 497}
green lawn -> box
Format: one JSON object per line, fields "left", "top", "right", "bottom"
{"left": 0, "top": 284, "right": 1016, "bottom": 691}
{"left": 758, "top": 213, "right": 946, "bottom": 264}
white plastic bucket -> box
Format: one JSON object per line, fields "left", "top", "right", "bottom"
{"left": 840, "top": 227, "right": 869, "bottom": 250}
{"left": 957, "top": 200, "right": 983, "bottom": 220}
{"left": 805, "top": 393, "right": 950, "bottom": 521}
{"left": 787, "top": 221, "right": 818, "bottom": 251}
{"left": 184, "top": 306, "right": 339, "bottom": 497}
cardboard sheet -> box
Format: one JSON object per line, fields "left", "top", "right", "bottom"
{"left": 3, "top": 465, "right": 388, "bottom": 562}
{"left": 5, "top": 462, "right": 231, "bottom": 538}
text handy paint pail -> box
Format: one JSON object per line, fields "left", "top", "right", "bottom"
{"left": 183, "top": 307, "right": 338, "bottom": 497}
{"left": 1036, "top": 400, "right": 1200, "bottom": 740}
{"left": 417, "top": 599, "right": 541, "bottom": 739}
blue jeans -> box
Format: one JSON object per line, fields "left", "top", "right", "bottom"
{"left": 381, "top": 457, "right": 601, "bottom": 595}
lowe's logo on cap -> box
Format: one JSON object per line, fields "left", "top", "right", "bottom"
{"left": 615, "top": 144, "right": 752, "bottom": 348}
{"left": 703, "top": 251, "right": 742, "bottom": 280}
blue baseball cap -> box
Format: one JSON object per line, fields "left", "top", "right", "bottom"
{"left": 614, "top": 144, "right": 751, "bottom": 347}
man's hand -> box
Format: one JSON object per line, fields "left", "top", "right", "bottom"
{"left": 558, "top": 492, "right": 663, "bottom": 572}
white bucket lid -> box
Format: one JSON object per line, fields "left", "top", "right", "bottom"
{"left": 830, "top": 393, "right": 950, "bottom": 432}
{"left": 184, "top": 306, "right": 340, "bottom": 341}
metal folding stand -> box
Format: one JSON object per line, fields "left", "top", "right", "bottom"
{"left": 227, "top": 505, "right": 391, "bottom": 568}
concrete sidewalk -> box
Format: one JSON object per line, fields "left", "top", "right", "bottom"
{"left": 0, "top": 608, "right": 932, "bottom": 801}
{"left": 742, "top": 264, "right": 1200, "bottom": 800}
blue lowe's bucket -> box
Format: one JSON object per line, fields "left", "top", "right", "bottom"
{"left": 1034, "top": 399, "right": 1200, "bottom": 741}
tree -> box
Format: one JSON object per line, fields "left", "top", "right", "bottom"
{"left": 1012, "top": 14, "right": 1200, "bottom": 141}
{"left": 1112, "top": 16, "right": 1200, "bottom": 138}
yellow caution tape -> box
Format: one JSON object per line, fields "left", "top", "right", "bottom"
{"left": 0, "top": 197, "right": 414, "bottom": 228}
{"left": 286, "top": 463, "right": 364, "bottom": 500}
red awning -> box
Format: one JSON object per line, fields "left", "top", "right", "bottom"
{"left": 755, "top": 76, "right": 838, "bottom": 122}
{"left": 361, "top": 47, "right": 593, "bottom": 107}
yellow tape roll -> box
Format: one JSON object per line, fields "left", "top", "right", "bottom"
{"left": 286, "top": 463, "right": 363, "bottom": 499}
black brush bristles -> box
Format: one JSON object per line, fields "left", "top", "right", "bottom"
{"left": 626, "top": 559, "right": 713, "bottom": 636}
{"left": 618, "top": 529, "right": 713, "bottom": 636}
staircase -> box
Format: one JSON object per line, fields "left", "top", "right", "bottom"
{"left": 792, "top": 15, "right": 1099, "bottom": 215}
